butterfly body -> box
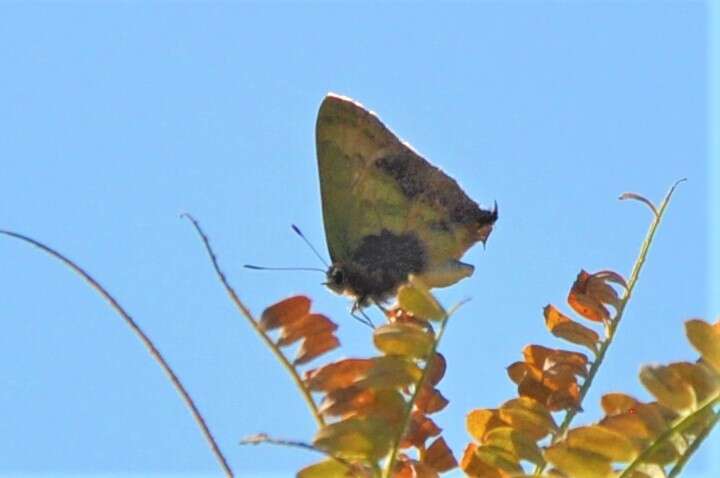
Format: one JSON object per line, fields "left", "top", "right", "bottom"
{"left": 316, "top": 94, "right": 497, "bottom": 306}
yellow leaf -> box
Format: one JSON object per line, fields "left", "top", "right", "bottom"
{"left": 545, "top": 443, "right": 613, "bottom": 478}
{"left": 686, "top": 319, "right": 720, "bottom": 372}
{"left": 565, "top": 425, "right": 638, "bottom": 462}
{"left": 601, "top": 393, "right": 640, "bottom": 415}
{"left": 460, "top": 444, "right": 511, "bottom": 478}
{"left": 355, "top": 356, "right": 423, "bottom": 390}
{"left": 397, "top": 279, "right": 445, "bottom": 321}
{"left": 544, "top": 305, "right": 600, "bottom": 353}
{"left": 313, "top": 417, "right": 393, "bottom": 461}
{"left": 373, "top": 322, "right": 434, "bottom": 358}
{"left": 639, "top": 365, "right": 697, "bottom": 412}
{"left": 474, "top": 445, "right": 524, "bottom": 475}
{"left": 297, "top": 458, "right": 355, "bottom": 478}
{"left": 466, "top": 409, "right": 507, "bottom": 442}
{"left": 666, "top": 361, "right": 720, "bottom": 403}
{"left": 484, "top": 426, "right": 544, "bottom": 465}
{"left": 499, "top": 397, "right": 557, "bottom": 440}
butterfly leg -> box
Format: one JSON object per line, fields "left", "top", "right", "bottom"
{"left": 351, "top": 301, "right": 375, "bottom": 329}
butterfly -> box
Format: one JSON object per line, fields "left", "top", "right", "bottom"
{"left": 316, "top": 94, "right": 497, "bottom": 309}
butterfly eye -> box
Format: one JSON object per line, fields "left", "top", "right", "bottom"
{"left": 330, "top": 267, "right": 345, "bottom": 285}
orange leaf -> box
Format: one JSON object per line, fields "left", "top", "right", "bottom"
{"left": 601, "top": 393, "right": 639, "bottom": 415}
{"left": 639, "top": 365, "right": 697, "bottom": 412}
{"left": 547, "top": 385, "right": 581, "bottom": 411}
{"left": 522, "top": 344, "right": 554, "bottom": 368}
{"left": 294, "top": 332, "right": 339, "bottom": 365}
{"left": 545, "top": 442, "right": 612, "bottom": 478}
{"left": 686, "top": 319, "right": 720, "bottom": 372}
{"left": 544, "top": 305, "right": 600, "bottom": 353}
{"left": 423, "top": 437, "right": 458, "bottom": 472}
{"left": 394, "top": 458, "right": 439, "bottom": 478}
{"left": 517, "top": 376, "right": 552, "bottom": 405}
{"left": 355, "top": 356, "right": 423, "bottom": 390}
{"left": 277, "top": 313, "right": 337, "bottom": 346}
{"left": 260, "top": 295, "right": 310, "bottom": 330}
{"left": 401, "top": 411, "right": 441, "bottom": 448}
{"left": 546, "top": 350, "right": 589, "bottom": 377}
{"left": 305, "top": 359, "right": 374, "bottom": 392}
{"left": 416, "top": 386, "right": 449, "bottom": 414}
{"left": 568, "top": 270, "right": 610, "bottom": 322}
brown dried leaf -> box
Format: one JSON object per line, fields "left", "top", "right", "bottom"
{"left": 401, "top": 411, "right": 442, "bottom": 449}
{"left": 544, "top": 305, "right": 600, "bottom": 353}
{"left": 415, "top": 386, "right": 449, "bottom": 414}
{"left": 277, "top": 313, "right": 337, "bottom": 346}
{"left": 517, "top": 375, "right": 552, "bottom": 405}
{"left": 373, "top": 322, "right": 434, "bottom": 358}
{"left": 546, "top": 384, "right": 581, "bottom": 411}
{"left": 305, "top": 359, "right": 374, "bottom": 392}
{"left": 466, "top": 409, "right": 507, "bottom": 442}
{"left": 546, "top": 349, "right": 589, "bottom": 378}
{"left": 686, "top": 319, "right": 720, "bottom": 372}
{"left": 499, "top": 397, "right": 557, "bottom": 440}
{"left": 523, "top": 344, "right": 554, "bottom": 368}
{"left": 423, "top": 436, "right": 458, "bottom": 473}
{"left": 313, "top": 417, "right": 393, "bottom": 461}
{"left": 545, "top": 443, "right": 613, "bottom": 478}
{"left": 639, "top": 365, "right": 697, "bottom": 412}
{"left": 260, "top": 295, "right": 310, "bottom": 330}
{"left": 319, "top": 387, "right": 406, "bottom": 424}
{"left": 568, "top": 270, "right": 611, "bottom": 322}
{"left": 294, "top": 332, "right": 340, "bottom": 365}
{"left": 565, "top": 425, "right": 638, "bottom": 462}
{"left": 394, "top": 458, "right": 439, "bottom": 478}
{"left": 426, "top": 353, "right": 447, "bottom": 386}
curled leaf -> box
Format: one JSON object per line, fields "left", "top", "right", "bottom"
{"left": 544, "top": 304, "right": 600, "bottom": 353}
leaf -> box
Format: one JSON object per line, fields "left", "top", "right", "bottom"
{"left": 277, "top": 313, "right": 337, "bottom": 346}
{"left": 565, "top": 425, "right": 638, "bottom": 462}
{"left": 415, "top": 386, "right": 449, "bottom": 414}
{"left": 401, "top": 411, "right": 442, "bottom": 448}
{"left": 373, "top": 322, "right": 434, "bottom": 358}
{"left": 523, "top": 344, "right": 554, "bottom": 368}
{"left": 260, "top": 295, "right": 310, "bottom": 330}
{"left": 639, "top": 365, "right": 697, "bottom": 412}
{"left": 666, "top": 361, "right": 720, "bottom": 403}
{"left": 567, "top": 270, "right": 611, "bottom": 322}
{"left": 423, "top": 436, "right": 458, "bottom": 473}
{"left": 686, "top": 319, "right": 720, "bottom": 372}
{"left": 394, "top": 458, "right": 439, "bottom": 478}
{"left": 397, "top": 279, "right": 445, "bottom": 321}
{"left": 294, "top": 332, "right": 340, "bottom": 365}
{"left": 472, "top": 445, "right": 524, "bottom": 474}
{"left": 466, "top": 409, "right": 507, "bottom": 442}
{"left": 601, "top": 393, "right": 640, "bottom": 415}
{"left": 460, "top": 444, "right": 512, "bottom": 478}
{"left": 544, "top": 304, "right": 600, "bottom": 353}
{"left": 499, "top": 397, "right": 557, "bottom": 440}
{"left": 356, "top": 356, "right": 423, "bottom": 390}
{"left": 319, "top": 387, "right": 406, "bottom": 424}
{"left": 425, "top": 353, "right": 446, "bottom": 386}
{"left": 545, "top": 443, "right": 613, "bottom": 478}
{"left": 305, "top": 359, "right": 375, "bottom": 392}
{"left": 314, "top": 417, "right": 393, "bottom": 460}
{"left": 297, "top": 458, "right": 355, "bottom": 478}
{"left": 483, "top": 426, "right": 544, "bottom": 465}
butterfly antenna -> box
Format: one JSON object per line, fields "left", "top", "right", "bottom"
{"left": 243, "top": 264, "right": 325, "bottom": 273}
{"left": 291, "top": 224, "right": 329, "bottom": 268}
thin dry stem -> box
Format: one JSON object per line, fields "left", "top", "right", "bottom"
{"left": 181, "top": 214, "right": 325, "bottom": 428}
{"left": 0, "top": 229, "right": 234, "bottom": 477}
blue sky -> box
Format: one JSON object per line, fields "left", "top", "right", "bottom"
{"left": 0, "top": 2, "right": 716, "bottom": 477}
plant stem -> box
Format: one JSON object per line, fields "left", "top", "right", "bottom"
{"left": 0, "top": 229, "right": 234, "bottom": 477}
{"left": 183, "top": 214, "right": 325, "bottom": 428}
{"left": 382, "top": 309, "right": 452, "bottom": 478}
{"left": 534, "top": 180, "right": 684, "bottom": 476}
{"left": 619, "top": 392, "right": 720, "bottom": 478}
{"left": 668, "top": 410, "right": 720, "bottom": 478}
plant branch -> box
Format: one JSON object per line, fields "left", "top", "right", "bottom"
{"left": 0, "top": 229, "right": 234, "bottom": 477}
{"left": 534, "top": 180, "right": 684, "bottom": 476}
{"left": 619, "top": 392, "right": 720, "bottom": 478}
{"left": 668, "top": 409, "right": 720, "bottom": 478}
{"left": 181, "top": 214, "right": 325, "bottom": 428}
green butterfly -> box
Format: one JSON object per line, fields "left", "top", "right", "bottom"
{"left": 316, "top": 94, "right": 498, "bottom": 308}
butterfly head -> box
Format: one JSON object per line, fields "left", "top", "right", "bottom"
{"left": 325, "top": 264, "right": 348, "bottom": 295}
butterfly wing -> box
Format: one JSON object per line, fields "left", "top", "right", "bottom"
{"left": 316, "top": 93, "right": 496, "bottom": 291}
